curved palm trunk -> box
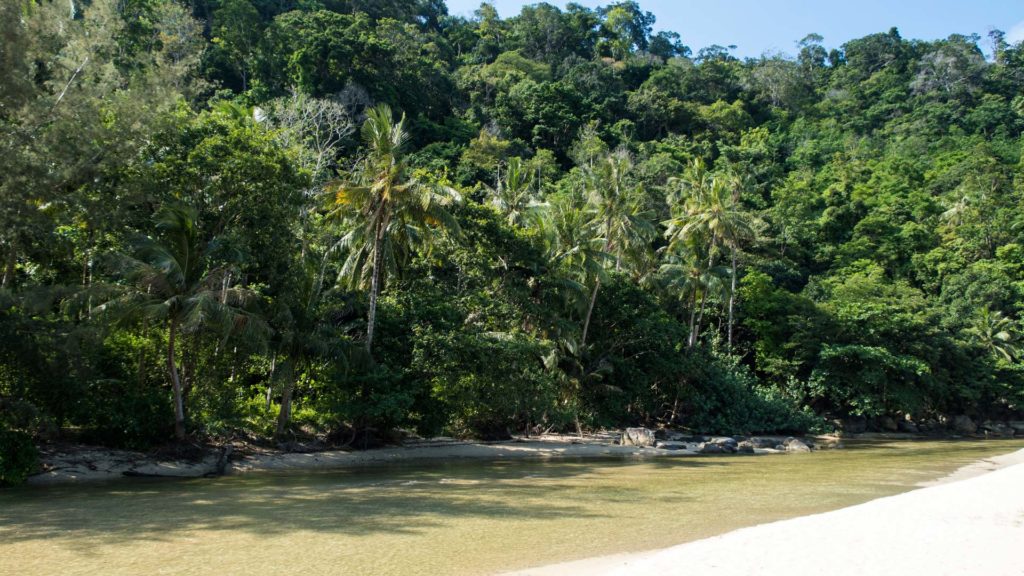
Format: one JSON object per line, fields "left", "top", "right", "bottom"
{"left": 167, "top": 317, "right": 185, "bottom": 440}
{"left": 691, "top": 235, "right": 717, "bottom": 348}
{"left": 581, "top": 237, "right": 613, "bottom": 347}
{"left": 694, "top": 288, "right": 709, "bottom": 346}
{"left": 366, "top": 225, "right": 386, "bottom": 356}
{"left": 727, "top": 247, "right": 738, "bottom": 350}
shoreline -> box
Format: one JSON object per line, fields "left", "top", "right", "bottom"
{"left": 503, "top": 446, "right": 1024, "bottom": 576}
{"left": 21, "top": 432, "right": 1016, "bottom": 486}
{"left": 24, "top": 433, "right": 712, "bottom": 485}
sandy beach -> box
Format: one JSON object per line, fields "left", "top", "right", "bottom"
{"left": 505, "top": 447, "right": 1024, "bottom": 576}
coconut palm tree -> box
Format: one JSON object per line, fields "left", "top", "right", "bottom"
{"left": 487, "top": 156, "right": 544, "bottom": 227}
{"left": 532, "top": 193, "right": 600, "bottom": 339}
{"left": 332, "top": 104, "right": 459, "bottom": 356}
{"left": 579, "top": 151, "right": 654, "bottom": 346}
{"left": 96, "top": 204, "right": 266, "bottom": 439}
{"left": 967, "top": 306, "right": 1019, "bottom": 362}
{"left": 664, "top": 160, "right": 753, "bottom": 349}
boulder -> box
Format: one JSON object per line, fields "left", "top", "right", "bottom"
{"left": 897, "top": 420, "right": 919, "bottom": 434}
{"left": 697, "top": 442, "right": 726, "bottom": 454}
{"left": 736, "top": 441, "right": 755, "bottom": 454}
{"left": 621, "top": 427, "right": 656, "bottom": 447}
{"left": 746, "top": 437, "right": 778, "bottom": 449}
{"left": 952, "top": 415, "right": 977, "bottom": 435}
{"left": 783, "top": 437, "right": 811, "bottom": 453}
{"left": 980, "top": 421, "right": 1015, "bottom": 438}
{"left": 877, "top": 415, "right": 899, "bottom": 432}
{"left": 707, "top": 437, "right": 739, "bottom": 453}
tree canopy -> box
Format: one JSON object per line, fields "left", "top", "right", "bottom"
{"left": 2, "top": 0, "right": 1023, "bottom": 463}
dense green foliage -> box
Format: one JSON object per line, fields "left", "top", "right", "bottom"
{"left": 3, "top": 1, "right": 1024, "bottom": 466}
{"left": 0, "top": 429, "right": 39, "bottom": 485}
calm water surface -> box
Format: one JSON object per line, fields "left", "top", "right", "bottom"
{"left": 1, "top": 439, "right": 1021, "bottom": 576}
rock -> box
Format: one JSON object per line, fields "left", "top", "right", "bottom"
{"left": 707, "top": 437, "right": 739, "bottom": 453}
{"left": 839, "top": 416, "right": 867, "bottom": 434}
{"left": 736, "top": 441, "right": 755, "bottom": 454}
{"left": 655, "top": 441, "right": 689, "bottom": 451}
{"left": 746, "top": 437, "right": 778, "bottom": 449}
{"left": 1008, "top": 421, "right": 1024, "bottom": 436}
{"left": 952, "top": 415, "right": 977, "bottom": 435}
{"left": 783, "top": 437, "right": 811, "bottom": 453}
{"left": 877, "top": 416, "right": 899, "bottom": 432}
{"left": 697, "top": 442, "right": 725, "bottom": 454}
{"left": 897, "top": 420, "right": 919, "bottom": 434}
{"left": 621, "top": 427, "right": 656, "bottom": 447}
{"left": 980, "top": 421, "right": 1015, "bottom": 438}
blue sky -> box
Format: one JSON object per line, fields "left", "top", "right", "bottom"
{"left": 444, "top": 0, "right": 1024, "bottom": 59}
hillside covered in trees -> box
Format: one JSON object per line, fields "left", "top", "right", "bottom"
{"left": 3, "top": 0, "right": 1024, "bottom": 475}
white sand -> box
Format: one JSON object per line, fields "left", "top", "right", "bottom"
{"left": 506, "top": 448, "right": 1024, "bottom": 576}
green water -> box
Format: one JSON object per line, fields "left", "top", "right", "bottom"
{"left": 1, "top": 439, "right": 1021, "bottom": 576}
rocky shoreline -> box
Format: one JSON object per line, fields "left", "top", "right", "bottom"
{"left": 21, "top": 421, "right": 1023, "bottom": 486}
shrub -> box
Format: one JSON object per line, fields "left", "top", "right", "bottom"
{"left": 682, "top": 354, "right": 820, "bottom": 435}
{"left": 0, "top": 428, "right": 39, "bottom": 486}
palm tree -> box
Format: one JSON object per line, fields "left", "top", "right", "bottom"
{"left": 579, "top": 151, "right": 654, "bottom": 346}
{"left": 532, "top": 193, "right": 600, "bottom": 339}
{"left": 664, "top": 160, "right": 753, "bottom": 349}
{"left": 96, "top": 204, "right": 266, "bottom": 439}
{"left": 659, "top": 245, "right": 720, "bottom": 348}
{"left": 718, "top": 175, "right": 756, "bottom": 350}
{"left": 967, "top": 306, "right": 1019, "bottom": 362}
{"left": 487, "top": 156, "right": 543, "bottom": 227}
{"left": 333, "top": 104, "right": 459, "bottom": 356}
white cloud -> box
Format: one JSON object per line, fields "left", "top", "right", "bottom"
{"left": 1007, "top": 20, "right": 1024, "bottom": 46}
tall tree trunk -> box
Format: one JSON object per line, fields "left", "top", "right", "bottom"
{"left": 727, "top": 247, "right": 738, "bottom": 351}
{"left": 366, "top": 225, "right": 386, "bottom": 355}
{"left": 694, "top": 288, "right": 709, "bottom": 347}
{"left": 167, "top": 317, "right": 185, "bottom": 440}
{"left": 266, "top": 353, "right": 276, "bottom": 410}
{"left": 691, "top": 235, "right": 717, "bottom": 348}
{"left": 687, "top": 289, "right": 699, "bottom": 348}
{"left": 1, "top": 242, "right": 16, "bottom": 289}
{"left": 275, "top": 360, "right": 295, "bottom": 438}
{"left": 582, "top": 237, "right": 613, "bottom": 347}
{"left": 581, "top": 277, "right": 601, "bottom": 347}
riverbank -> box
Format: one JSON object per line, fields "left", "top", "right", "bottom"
{"left": 504, "top": 447, "right": 1024, "bottom": 576}
{"left": 26, "top": 431, "right": 820, "bottom": 485}
{"left": 24, "top": 429, "right": 1020, "bottom": 486}
{"left": 20, "top": 434, "right": 678, "bottom": 485}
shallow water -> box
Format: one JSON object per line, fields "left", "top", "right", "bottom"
{"left": 1, "top": 439, "right": 1021, "bottom": 576}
